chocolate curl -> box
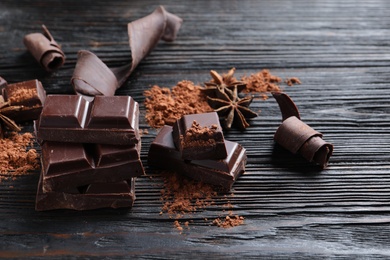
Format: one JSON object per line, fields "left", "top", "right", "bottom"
{"left": 273, "top": 92, "right": 333, "bottom": 168}
{"left": 0, "top": 77, "right": 7, "bottom": 90}
{"left": 72, "top": 6, "right": 183, "bottom": 98}
{"left": 23, "top": 25, "right": 66, "bottom": 72}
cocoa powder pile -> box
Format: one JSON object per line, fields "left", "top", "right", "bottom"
{"left": 0, "top": 132, "right": 39, "bottom": 182}
{"left": 144, "top": 80, "right": 212, "bottom": 128}
{"left": 144, "top": 69, "right": 300, "bottom": 128}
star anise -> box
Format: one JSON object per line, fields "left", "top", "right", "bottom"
{"left": 207, "top": 86, "right": 257, "bottom": 129}
{"left": 201, "top": 68, "right": 246, "bottom": 97}
{"left": 0, "top": 99, "right": 23, "bottom": 137}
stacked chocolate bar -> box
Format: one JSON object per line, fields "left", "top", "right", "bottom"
{"left": 35, "top": 95, "right": 144, "bottom": 211}
{"left": 148, "top": 112, "right": 247, "bottom": 191}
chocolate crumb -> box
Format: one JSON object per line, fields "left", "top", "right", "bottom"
{"left": 285, "top": 77, "right": 302, "bottom": 86}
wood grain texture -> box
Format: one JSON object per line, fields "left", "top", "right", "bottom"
{"left": 1, "top": 0, "right": 390, "bottom": 258}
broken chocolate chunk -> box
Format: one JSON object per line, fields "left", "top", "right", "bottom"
{"left": 273, "top": 92, "right": 333, "bottom": 168}
{"left": 41, "top": 141, "right": 144, "bottom": 192}
{"left": 36, "top": 174, "right": 135, "bottom": 211}
{"left": 148, "top": 125, "right": 246, "bottom": 191}
{"left": 172, "top": 112, "right": 227, "bottom": 160}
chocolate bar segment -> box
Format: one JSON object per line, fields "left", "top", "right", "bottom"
{"left": 273, "top": 92, "right": 333, "bottom": 168}
{"left": 2, "top": 79, "right": 46, "bottom": 122}
{"left": 23, "top": 25, "right": 65, "bottom": 72}
{"left": 36, "top": 95, "right": 140, "bottom": 145}
{"left": 41, "top": 141, "right": 144, "bottom": 192}
{"left": 148, "top": 125, "right": 246, "bottom": 191}
{"left": 172, "top": 112, "right": 227, "bottom": 160}
{"left": 36, "top": 174, "right": 135, "bottom": 211}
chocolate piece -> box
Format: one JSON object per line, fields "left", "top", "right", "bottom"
{"left": 148, "top": 125, "right": 246, "bottom": 191}
{"left": 172, "top": 112, "right": 227, "bottom": 160}
{"left": 36, "top": 174, "right": 135, "bottom": 211}
{"left": 2, "top": 79, "right": 46, "bottom": 122}
{"left": 273, "top": 92, "right": 333, "bottom": 168}
{"left": 36, "top": 95, "right": 140, "bottom": 145}
{"left": 41, "top": 141, "right": 144, "bottom": 192}
{"left": 23, "top": 25, "right": 65, "bottom": 72}
{"left": 72, "top": 6, "right": 182, "bottom": 98}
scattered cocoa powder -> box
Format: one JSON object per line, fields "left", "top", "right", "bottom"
{"left": 285, "top": 77, "right": 302, "bottom": 86}
{"left": 213, "top": 215, "right": 245, "bottom": 228}
{"left": 159, "top": 171, "right": 244, "bottom": 231}
{"left": 0, "top": 132, "right": 39, "bottom": 182}
{"left": 144, "top": 80, "right": 213, "bottom": 128}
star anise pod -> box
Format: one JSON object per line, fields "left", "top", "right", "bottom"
{"left": 207, "top": 86, "right": 257, "bottom": 129}
{"left": 0, "top": 99, "right": 23, "bottom": 137}
{"left": 201, "top": 68, "right": 246, "bottom": 97}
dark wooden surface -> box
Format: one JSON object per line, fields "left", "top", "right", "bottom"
{"left": 1, "top": 0, "right": 390, "bottom": 258}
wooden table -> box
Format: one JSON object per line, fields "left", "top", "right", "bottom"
{"left": 1, "top": 0, "right": 390, "bottom": 258}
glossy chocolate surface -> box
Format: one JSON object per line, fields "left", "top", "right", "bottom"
{"left": 36, "top": 175, "right": 135, "bottom": 211}
{"left": 172, "top": 112, "right": 227, "bottom": 160}
{"left": 41, "top": 141, "right": 144, "bottom": 192}
{"left": 36, "top": 95, "right": 139, "bottom": 145}
{"left": 148, "top": 125, "right": 246, "bottom": 190}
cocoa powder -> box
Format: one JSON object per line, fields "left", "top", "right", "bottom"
{"left": 0, "top": 132, "right": 39, "bottom": 182}
{"left": 159, "top": 171, "right": 244, "bottom": 230}
{"left": 144, "top": 80, "right": 212, "bottom": 128}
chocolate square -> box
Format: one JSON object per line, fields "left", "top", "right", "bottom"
{"left": 172, "top": 112, "right": 227, "bottom": 160}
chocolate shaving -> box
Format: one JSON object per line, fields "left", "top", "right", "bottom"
{"left": 72, "top": 6, "right": 183, "bottom": 98}
{"left": 0, "top": 77, "right": 7, "bottom": 90}
{"left": 23, "top": 25, "right": 65, "bottom": 72}
{"left": 273, "top": 92, "right": 333, "bottom": 168}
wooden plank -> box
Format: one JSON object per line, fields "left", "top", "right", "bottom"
{"left": 1, "top": 0, "right": 390, "bottom": 257}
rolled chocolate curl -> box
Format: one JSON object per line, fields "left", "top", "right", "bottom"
{"left": 23, "top": 25, "right": 65, "bottom": 72}
{"left": 273, "top": 92, "right": 333, "bottom": 168}
{"left": 71, "top": 6, "right": 183, "bottom": 98}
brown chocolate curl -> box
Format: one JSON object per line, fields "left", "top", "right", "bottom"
{"left": 71, "top": 6, "right": 183, "bottom": 98}
{"left": 272, "top": 92, "right": 333, "bottom": 168}
{"left": 23, "top": 25, "right": 65, "bottom": 72}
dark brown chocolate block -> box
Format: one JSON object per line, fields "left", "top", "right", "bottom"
{"left": 172, "top": 112, "right": 227, "bottom": 160}
{"left": 36, "top": 95, "right": 140, "bottom": 145}
{"left": 36, "top": 174, "right": 135, "bottom": 211}
{"left": 2, "top": 79, "right": 46, "bottom": 122}
{"left": 41, "top": 141, "right": 144, "bottom": 192}
{"left": 148, "top": 125, "right": 246, "bottom": 191}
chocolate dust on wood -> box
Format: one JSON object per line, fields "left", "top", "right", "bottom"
{"left": 0, "top": 132, "right": 39, "bottom": 182}
{"left": 159, "top": 171, "right": 245, "bottom": 231}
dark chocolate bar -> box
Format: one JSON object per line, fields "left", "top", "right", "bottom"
{"left": 36, "top": 174, "right": 135, "bottom": 211}
{"left": 2, "top": 79, "right": 46, "bottom": 122}
{"left": 23, "top": 25, "right": 65, "bottom": 72}
{"left": 41, "top": 141, "right": 144, "bottom": 192}
{"left": 36, "top": 95, "right": 140, "bottom": 145}
{"left": 172, "top": 112, "right": 227, "bottom": 160}
{"left": 148, "top": 125, "right": 246, "bottom": 191}
{"left": 273, "top": 92, "right": 333, "bottom": 168}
